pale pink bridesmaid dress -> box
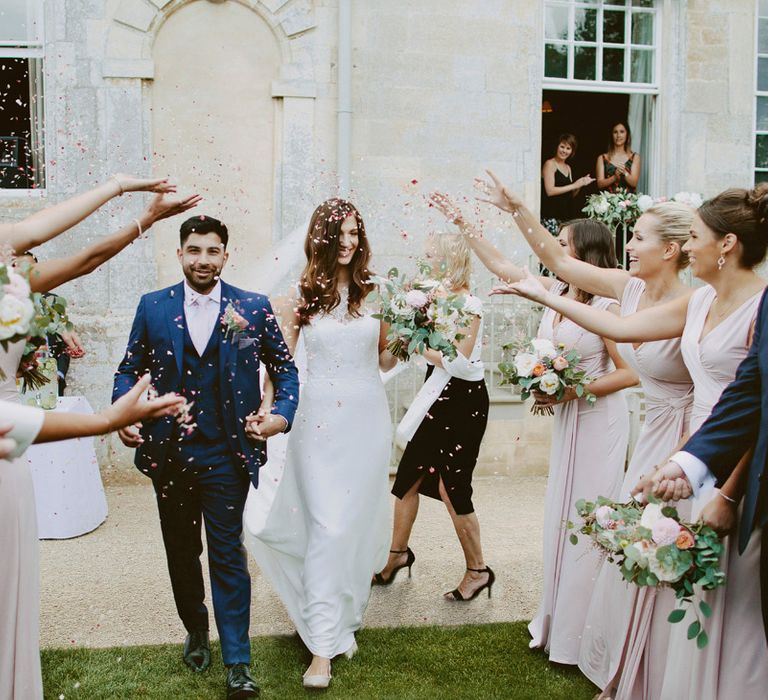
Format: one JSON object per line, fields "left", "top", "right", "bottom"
{"left": 528, "top": 282, "right": 630, "bottom": 664}
{"left": 578, "top": 278, "right": 694, "bottom": 699}
{"left": 659, "top": 284, "right": 768, "bottom": 700}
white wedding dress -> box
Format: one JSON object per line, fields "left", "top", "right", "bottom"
{"left": 243, "top": 299, "right": 391, "bottom": 658}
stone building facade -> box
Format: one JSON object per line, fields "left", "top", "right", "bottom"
{"left": 0, "top": 0, "right": 760, "bottom": 474}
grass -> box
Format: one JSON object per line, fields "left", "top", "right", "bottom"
{"left": 41, "top": 622, "right": 597, "bottom": 699}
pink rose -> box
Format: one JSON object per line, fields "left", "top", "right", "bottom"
{"left": 405, "top": 289, "right": 429, "bottom": 309}
{"left": 552, "top": 355, "right": 568, "bottom": 371}
{"left": 233, "top": 312, "right": 249, "bottom": 330}
{"left": 4, "top": 270, "right": 31, "bottom": 301}
{"left": 651, "top": 516, "right": 681, "bottom": 546}
{"left": 675, "top": 528, "right": 695, "bottom": 550}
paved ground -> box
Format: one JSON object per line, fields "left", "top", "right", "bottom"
{"left": 39, "top": 475, "right": 545, "bottom": 649}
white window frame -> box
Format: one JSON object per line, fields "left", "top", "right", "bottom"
{"left": 0, "top": 0, "right": 46, "bottom": 197}
{"left": 543, "top": 0, "right": 660, "bottom": 94}
{"left": 755, "top": 0, "right": 768, "bottom": 184}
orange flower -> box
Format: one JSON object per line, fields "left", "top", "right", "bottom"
{"left": 532, "top": 363, "right": 546, "bottom": 377}
{"left": 676, "top": 529, "right": 695, "bottom": 550}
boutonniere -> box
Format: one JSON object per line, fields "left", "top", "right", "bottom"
{"left": 221, "top": 302, "right": 249, "bottom": 339}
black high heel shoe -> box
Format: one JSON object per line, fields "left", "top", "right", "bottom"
{"left": 444, "top": 566, "right": 495, "bottom": 601}
{"left": 372, "top": 547, "right": 416, "bottom": 585}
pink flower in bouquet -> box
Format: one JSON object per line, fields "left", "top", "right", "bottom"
{"left": 595, "top": 505, "right": 618, "bottom": 528}
{"left": 552, "top": 355, "right": 569, "bottom": 371}
{"left": 651, "top": 516, "right": 681, "bottom": 546}
{"left": 405, "top": 289, "right": 429, "bottom": 309}
{"left": 675, "top": 528, "right": 695, "bottom": 550}
{"left": 4, "top": 269, "right": 31, "bottom": 300}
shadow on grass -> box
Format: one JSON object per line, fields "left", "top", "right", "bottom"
{"left": 42, "top": 621, "right": 597, "bottom": 699}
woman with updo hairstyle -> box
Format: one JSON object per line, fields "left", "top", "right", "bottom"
{"left": 243, "top": 198, "right": 398, "bottom": 689}
{"left": 492, "top": 181, "right": 768, "bottom": 698}
{"left": 429, "top": 190, "right": 638, "bottom": 663}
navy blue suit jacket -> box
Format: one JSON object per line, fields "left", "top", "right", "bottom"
{"left": 112, "top": 280, "right": 299, "bottom": 488}
{"left": 683, "top": 288, "right": 768, "bottom": 552}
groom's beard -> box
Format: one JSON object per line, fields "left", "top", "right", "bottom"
{"left": 183, "top": 265, "right": 223, "bottom": 293}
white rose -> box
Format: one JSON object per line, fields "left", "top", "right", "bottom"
{"left": 530, "top": 338, "right": 557, "bottom": 359}
{"left": 624, "top": 540, "right": 654, "bottom": 568}
{"left": 595, "top": 505, "right": 618, "bottom": 528}
{"left": 419, "top": 278, "right": 441, "bottom": 291}
{"left": 391, "top": 293, "right": 415, "bottom": 320}
{"left": 404, "top": 289, "right": 429, "bottom": 309}
{"left": 0, "top": 294, "right": 35, "bottom": 339}
{"left": 593, "top": 197, "right": 609, "bottom": 215}
{"left": 640, "top": 502, "right": 664, "bottom": 529}
{"left": 637, "top": 194, "right": 654, "bottom": 212}
{"left": 648, "top": 550, "right": 683, "bottom": 583}
{"left": 689, "top": 192, "right": 703, "bottom": 208}
{"left": 4, "top": 270, "right": 31, "bottom": 300}
{"left": 538, "top": 371, "right": 560, "bottom": 395}
{"left": 513, "top": 352, "right": 538, "bottom": 377}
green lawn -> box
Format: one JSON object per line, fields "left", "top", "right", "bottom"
{"left": 42, "top": 622, "right": 596, "bottom": 699}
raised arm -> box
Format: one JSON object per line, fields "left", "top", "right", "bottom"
{"left": 26, "top": 192, "right": 201, "bottom": 293}
{"left": 429, "top": 192, "right": 555, "bottom": 289}
{"left": 492, "top": 268, "right": 692, "bottom": 343}
{"left": 476, "top": 172, "right": 629, "bottom": 300}
{"left": 0, "top": 175, "right": 175, "bottom": 253}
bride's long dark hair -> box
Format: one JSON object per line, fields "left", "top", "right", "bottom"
{"left": 297, "top": 198, "right": 375, "bottom": 326}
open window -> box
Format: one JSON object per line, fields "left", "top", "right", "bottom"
{"left": 0, "top": 0, "right": 45, "bottom": 191}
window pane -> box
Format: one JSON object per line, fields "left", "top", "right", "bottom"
{"left": 761, "top": 0, "right": 768, "bottom": 17}
{"left": 760, "top": 18, "right": 768, "bottom": 54}
{"left": 759, "top": 57, "right": 768, "bottom": 91}
{"left": 0, "top": 1, "right": 41, "bottom": 43}
{"left": 0, "top": 58, "right": 45, "bottom": 189}
{"left": 631, "top": 11, "right": 654, "bottom": 45}
{"left": 574, "top": 46, "right": 596, "bottom": 80}
{"left": 574, "top": 8, "right": 597, "bottom": 42}
{"left": 758, "top": 98, "right": 768, "bottom": 130}
{"left": 631, "top": 0, "right": 655, "bottom": 7}
{"left": 545, "top": 5, "right": 569, "bottom": 41}
{"left": 755, "top": 171, "right": 768, "bottom": 184}
{"left": 603, "top": 48, "right": 625, "bottom": 81}
{"left": 756, "top": 135, "right": 768, "bottom": 168}
{"left": 545, "top": 43, "right": 568, "bottom": 79}
{"left": 604, "top": 10, "right": 626, "bottom": 44}
{"left": 630, "top": 49, "right": 653, "bottom": 83}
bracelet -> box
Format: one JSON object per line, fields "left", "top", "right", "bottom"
{"left": 110, "top": 175, "right": 124, "bottom": 195}
{"left": 716, "top": 490, "right": 737, "bottom": 505}
{"left": 134, "top": 218, "right": 143, "bottom": 238}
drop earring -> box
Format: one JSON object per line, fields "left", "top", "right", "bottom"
{"left": 717, "top": 255, "right": 726, "bottom": 271}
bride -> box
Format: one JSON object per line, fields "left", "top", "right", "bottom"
{"left": 243, "top": 198, "right": 397, "bottom": 688}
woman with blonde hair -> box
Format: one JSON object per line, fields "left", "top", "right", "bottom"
{"left": 374, "top": 226, "right": 491, "bottom": 601}
{"left": 475, "top": 171, "right": 697, "bottom": 697}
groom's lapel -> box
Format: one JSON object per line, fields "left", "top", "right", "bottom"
{"left": 219, "top": 281, "right": 239, "bottom": 387}
{"left": 165, "top": 282, "right": 185, "bottom": 377}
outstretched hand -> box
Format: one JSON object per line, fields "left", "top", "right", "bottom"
{"left": 474, "top": 170, "right": 525, "bottom": 213}
{"left": 111, "top": 174, "right": 177, "bottom": 194}
{"left": 429, "top": 192, "right": 466, "bottom": 226}
{"left": 142, "top": 192, "right": 203, "bottom": 226}
{"left": 489, "top": 268, "right": 548, "bottom": 303}
{"left": 106, "top": 374, "right": 186, "bottom": 435}
{"left": 631, "top": 460, "right": 693, "bottom": 502}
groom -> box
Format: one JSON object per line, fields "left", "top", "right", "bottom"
{"left": 113, "top": 215, "right": 299, "bottom": 698}
{"left": 635, "top": 288, "right": 768, "bottom": 641}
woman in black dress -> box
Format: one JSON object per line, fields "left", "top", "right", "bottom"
{"left": 541, "top": 133, "right": 594, "bottom": 233}
{"left": 373, "top": 223, "right": 493, "bottom": 601}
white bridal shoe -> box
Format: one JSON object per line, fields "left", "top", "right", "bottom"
{"left": 343, "top": 640, "right": 358, "bottom": 659}
{"left": 303, "top": 662, "right": 332, "bottom": 689}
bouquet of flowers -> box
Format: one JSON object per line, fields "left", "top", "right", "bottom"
{"left": 19, "top": 293, "right": 73, "bottom": 393}
{"left": 0, "top": 262, "right": 36, "bottom": 350}
{"left": 498, "top": 337, "right": 595, "bottom": 415}
{"left": 570, "top": 497, "right": 726, "bottom": 648}
{"left": 583, "top": 189, "right": 704, "bottom": 230}
{"left": 370, "top": 263, "right": 472, "bottom": 362}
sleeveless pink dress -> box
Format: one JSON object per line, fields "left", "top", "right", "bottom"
{"left": 578, "top": 278, "right": 694, "bottom": 699}
{"left": 659, "top": 285, "right": 768, "bottom": 699}
{"left": 528, "top": 282, "right": 630, "bottom": 664}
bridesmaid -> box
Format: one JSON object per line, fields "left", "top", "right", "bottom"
{"left": 374, "top": 223, "right": 492, "bottom": 601}
{"left": 0, "top": 176, "right": 198, "bottom": 700}
{"left": 500, "top": 185, "right": 768, "bottom": 698}
{"left": 477, "top": 171, "right": 695, "bottom": 698}
{"left": 440, "top": 193, "right": 638, "bottom": 663}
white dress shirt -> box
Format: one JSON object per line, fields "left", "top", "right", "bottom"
{"left": 183, "top": 280, "right": 222, "bottom": 356}
{"left": 670, "top": 450, "right": 716, "bottom": 496}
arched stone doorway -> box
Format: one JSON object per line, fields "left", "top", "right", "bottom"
{"left": 151, "top": 0, "right": 281, "bottom": 287}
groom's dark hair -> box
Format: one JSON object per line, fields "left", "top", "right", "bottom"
{"left": 179, "top": 215, "right": 229, "bottom": 248}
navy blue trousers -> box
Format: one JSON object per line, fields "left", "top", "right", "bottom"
{"left": 153, "top": 457, "right": 251, "bottom": 665}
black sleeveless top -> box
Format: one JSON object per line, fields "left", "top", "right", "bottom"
{"left": 541, "top": 167, "right": 574, "bottom": 222}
